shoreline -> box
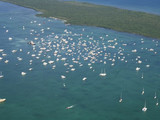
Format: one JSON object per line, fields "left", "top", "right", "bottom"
{"left": 1, "top": 0, "right": 160, "bottom": 39}
{"left": 49, "top": 17, "right": 67, "bottom": 23}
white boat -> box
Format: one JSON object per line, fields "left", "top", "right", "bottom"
{"left": 0, "top": 98, "right": 6, "bottom": 103}
{"left": 82, "top": 77, "right": 87, "bottom": 81}
{"left": 61, "top": 75, "right": 66, "bottom": 79}
{"left": 0, "top": 71, "right": 4, "bottom": 78}
{"left": 136, "top": 67, "right": 140, "bottom": 71}
{"left": 29, "top": 68, "right": 33, "bottom": 71}
{"left": 141, "top": 88, "right": 144, "bottom": 95}
{"left": 119, "top": 92, "right": 123, "bottom": 103}
{"left": 28, "top": 41, "right": 35, "bottom": 45}
{"left": 154, "top": 92, "right": 157, "bottom": 99}
{"left": 21, "top": 72, "right": 26, "bottom": 76}
{"left": 146, "top": 65, "right": 150, "bottom": 68}
{"left": 17, "top": 57, "right": 23, "bottom": 61}
{"left": 12, "top": 50, "right": 17, "bottom": 53}
{"left": 99, "top": 69, "right": 107, "bottom": 77}
{"left": 8, "top": 37, "right": 13, "bottom": 41}
{"left": 0, "top": 57, "right": 3, "bottom": 60}
{"left": 71, "top": 68, "right": 75, "bottom": 71}
{"left": 2, "top": 53, "right": 7, "bottom": 56}
{"left": 156, "top": 99, "right": 159, "bottom": 106}
{"left": 48, "top": 60, "right": 54, "bottom": 64}
{"left": 132, "top": 49, "right": 137, "bottom": 53}
{"left": 142, "top": 101, "right": 147, "bottom": 112}
{"left": 66, "top": 105, "right": 75, "bottom": 109}
{"left": 0, "top": 49, "right": 4, "bottom": 52}
{"left": 43, "top": 62, "right": 47, "bottom": 66}
{"left": 63, "top": 83, "right": 66, "bottom": 87}
{"left": 138, "top": 60, "right": 142, "bottom": 64}
{"left": 141, "top": 73, "right": 144, "bottom": 79}
{"left": 4, "top": 60, "right": 9, "bottom": 64}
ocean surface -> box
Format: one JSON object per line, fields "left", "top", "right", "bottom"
{"left": 0, "top": 1, "right": 160, "bottom": 120}
{"left": 68, "top": 0, "right": 160, "bottom": 15}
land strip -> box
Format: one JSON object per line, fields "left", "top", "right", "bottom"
{"left": 1, "top": 0, "right": 160, "bottom": 39}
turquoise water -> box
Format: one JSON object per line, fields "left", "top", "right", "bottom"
{"left": 0, "top": 1, "right": 160, "bottom": 120}
{"left": 67, "top": 0, "right": 160, "bottom": 15}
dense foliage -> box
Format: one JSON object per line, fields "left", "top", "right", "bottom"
{"left": 1, "top": 0, "right": 160, "bottom": 39}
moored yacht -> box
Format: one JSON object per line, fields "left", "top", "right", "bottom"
{"left": 142, "top": 101, "right": 147, "bottom": 112}
{"left": 0, "top": 98, "right": 6, "bottom": 103}
{"left": 0, "top": 71, "right": 4, "bottom": 78}
{"left": 99, "top": 69, "right": 107, "bottom": 77}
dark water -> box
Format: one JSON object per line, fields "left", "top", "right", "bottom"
{"left": 69, "top": 0, "right": 160, "bottom": 15}
{"left": 0, "top": 1, "right": 160, "bottom": 120}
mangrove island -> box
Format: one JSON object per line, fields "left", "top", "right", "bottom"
{"left": 1, "top": 0, "right": 160, "bottom": 39}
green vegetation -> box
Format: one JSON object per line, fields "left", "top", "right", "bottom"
{"left": 1, "top": 0, "right": 160, "bottom": 39}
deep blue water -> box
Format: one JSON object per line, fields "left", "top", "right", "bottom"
{"left": 69, "top": 0, "right": 160, "bottom": 15}
{"left": 0, "top": 1, "right": 160, "bottom": 120}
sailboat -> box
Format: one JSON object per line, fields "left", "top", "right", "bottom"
{"left": 99, "top": 69, "right": 107, "bottom": 77}
{"left": 141, "top": 88, "right": 144, "bottom": 95}
{"left": 156, "top": 99, "right": 159, "bottom": 106}
{"left": 141, "top": 73, "right": 144, "bottom": 79}
{"left": 154, "top": 92, "right": 157, "bottom": 99}
{"left": 0, "top": 71, "right": 4, "bottom": 78}
{"left": 119, "top": 92, "right": 123, "bottom": 103}
{"left": 142, "top": 100, "right": 147, "bottom": 112}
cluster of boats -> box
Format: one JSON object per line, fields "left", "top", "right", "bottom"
{"left": 0, "top": 16, "right": 159, "bottom": 113}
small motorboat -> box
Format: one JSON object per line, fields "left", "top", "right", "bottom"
{"left": 0, "top": 98, "right": 6, "bottom": 103}
{"left": 66, "top": 105, "right": 75, "bottom": 109}
{"left": 28, "top": 41, "right": 35, "bottom": 45}
{"left": 21, "top": 72, "right": 26, "bottom": 76}
{"left": 0, "top": 71, "right": 4, "bottom": 78}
